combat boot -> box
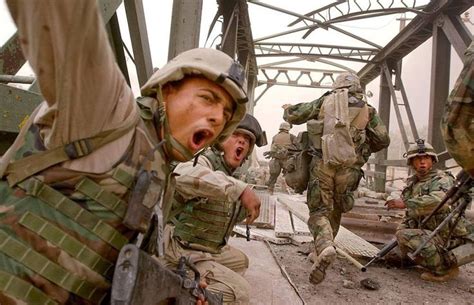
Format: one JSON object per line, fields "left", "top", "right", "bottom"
{"left": 420, "top": 266, "right": 459, "bottom": 282}
{"left": 309, "top": 246, "right": 336, "bottom": 284}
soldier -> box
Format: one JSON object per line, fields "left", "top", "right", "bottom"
{"left": 163, "top": 114, "right": 266, "bottom": 304}
{"left": 265, "top": 122, "right": 296, "bottom": 194}
{"left": 283, "top": 72, "right": 390, "bottom": 284}
{"left": 0, "top": 1, "right": 247, "bottom": 304}
{"left": 386, "top": 140, "right": 474, "bottom": 282}
{"left": 441, "top": 41, "right": 474, "bottom": 178}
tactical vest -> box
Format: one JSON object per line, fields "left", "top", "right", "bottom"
{"left": 0, "top": 103, "right": 169, "bottom": 304}
{"left": 307, "top": 90, "right": 369, "bottom": 166}
{"left": 170, "top": 148, "right": 246, "bottom": 254}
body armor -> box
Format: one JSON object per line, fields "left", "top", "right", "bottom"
{"left": 170, "top": 148, "right": 246, "bottom": 253}
{"left": 0, "top": 108, "right": 168, "bottom": 304}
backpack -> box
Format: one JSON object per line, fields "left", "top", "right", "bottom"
{"left": 320, "top": 89, "right": 367, "bottom": 167}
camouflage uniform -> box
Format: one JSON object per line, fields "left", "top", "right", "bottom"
{"left": 162, "top": 148, "right": 250, "bottom": 304}
{"left": 267, "top": 130, "right": 296, "bottom": 191}
{"left": 0, "top": 1, "right": 247, "bottom": 304}
{"left": 441, "top": 42, "right": 474, "bottom": 177}
{"left": 396, "top": 169, "right": 474, "bottom": 275}
{"left": 284, "top": 94, "right": 390, "bottom": 255}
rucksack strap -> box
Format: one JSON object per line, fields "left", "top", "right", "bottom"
{"left": 5, "top": 113, "right": 139, "bottom": 186}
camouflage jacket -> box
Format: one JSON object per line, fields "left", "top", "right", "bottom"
{"left": 283, "top": 92, "right": 390, "bottom": 165}
{"left": 400, "top": 169, "right": 473, "bottom": 242}
{"left": 270, "top": 131, "right": 297, "bottom": 159}
{"left": 0, "top": 2, "right": 169, "bottom": 304}
{"left": 441, "top": 41, "right": 474, "bottom": 176}
{"left": 169, "top": 148, "right": 248, "bottom": 252}
{"left": 173, "top": 149, "right": 247, "bottom": 203}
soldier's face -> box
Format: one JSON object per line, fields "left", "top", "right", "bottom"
{"left": 412, "top": 155, "right": 433, "bottom": 176}
{"left": 162, "top": 76, "right": 234, "bottom": 161}
{"left": 221, "top": 131, "right": 251, "bottom": 169}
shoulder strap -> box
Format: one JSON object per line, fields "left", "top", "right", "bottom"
{"left": 351, "top": 103, "right": 369, "bottom": 129}
{"left": 5, "top": 112, "right": 139, "bottom": 186}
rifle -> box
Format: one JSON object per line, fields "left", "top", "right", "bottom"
{"left": 361, "top": 239, "right": 397, "bottom": 272}
{"left": 111, "top": 244, "right": 223, "bottom": 305}
{"left": 407, "top": 171, "right": 472, "bottom": 260}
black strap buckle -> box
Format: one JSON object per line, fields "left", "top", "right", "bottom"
{"left": 64, "top": 139, "right": 93, "bottom": 159}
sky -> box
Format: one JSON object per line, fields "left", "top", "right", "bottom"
{"left": 1, "top": 1, "right": 473, "bottom": 160}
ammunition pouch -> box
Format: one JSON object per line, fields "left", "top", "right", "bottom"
{"left": 284, "top": 132, "right": 311, "bottom": 194}
{"left": 307, "top": 119, "right": 323, "bottom": 150}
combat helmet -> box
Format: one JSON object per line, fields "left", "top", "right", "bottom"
{"left": 279, "top": 122, "right": 291, "bottom": 131}
{"left": 235, "top": 114, "right": 267, "bottom": 156}
{"left": 140, "top": 48, "right": 248, "bottom": 160}
{"left": 404, "top": 139, "right": 439, "bottom": 165}
{"left": 332, "top": 72, "right": 363, "bottom": 93}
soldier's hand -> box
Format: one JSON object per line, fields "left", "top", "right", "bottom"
{"left": 240, "top": 187, "right": 261, "bottom": 224}
{"left": 384, "top": 198, "right": 406, "bottom": 210}
{"left": 282, "top": 104, "right": 292, "bottom": 110}
{"left": 196, "top": 280, "right": 209, "bottom": 305}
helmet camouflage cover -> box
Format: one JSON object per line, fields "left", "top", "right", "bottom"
{"left": 333, "top": 72, "right": 363, "bottom": 93}
{"left": 404, "top": 139, "right": 439, "bottom": 165}
{"left": 141, "top": 48, "right": 248, "bottom": 146}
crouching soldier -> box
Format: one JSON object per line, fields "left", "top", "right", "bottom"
{"left": 386, "top": 140, "right": 474, "bottom": 282}
{"left": 163, "top": 114, "right": 267, "bottom": 304}
{"left": 0, "top": 1, "right": 248, "bottom": 303}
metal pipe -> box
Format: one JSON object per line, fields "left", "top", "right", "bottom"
{"left": 0, "top": 75, "right": 35, "bottom": 84}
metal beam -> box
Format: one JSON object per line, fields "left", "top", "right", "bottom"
{"left": 220, "top": 0, "right": 239, "bottom": 57}
{"left": 358, "top": 0, "right": 472, "bottom": 86}
{"left": 106, "top": 13, "right": 131, "bottom": 86}
{"left": 255, "top": 43, "right": 376, "bottom": 63}
{"left": 124, "top": 0, "right": 153, "bottom": 87}
{"left": 374, "top": 66, "right": 391, "bottom": 193}
{"left": 0, "top": 84, "right": 42, "bottom": 133}
{"left": 249, "top": 0, "right": 382, "bottom": 49}
{"left": 383, "top": 63, "right": 409, "bottom": 150}
{"left": 441, "top": 14, "right": 473, "bottom": 58}
{"left": 394, "top": 67, "right": 419, "bottom": 142}
{"left": 428, "top": 21, "right": 451, "bottom": 154}
{"left": 0, "top": 34, "right": 25, "bottom": 75}
{"left": 0, "top": 75, "right": 35, "bottom": 84}
{"left": 168, "top": 0, "right": 203, "bottom": 60}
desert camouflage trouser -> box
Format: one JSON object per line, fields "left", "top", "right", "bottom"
{"left": 396, "top": 229, "right": 461, "bottom": 275}
{"left": 267, "top": 158, "right": 287, "bottom": 189}
{"left": 161, "top": 226, "right": 250, "bottom": 305}
{"left": 306, "top": 156, "right": 363, "bottom": 255}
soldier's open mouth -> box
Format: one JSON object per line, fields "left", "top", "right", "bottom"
{"left": 191, "top": 129, "right": 213, "bottom": 150}
{"left": 235, "top": 147, "right": 244, "bottom": 158}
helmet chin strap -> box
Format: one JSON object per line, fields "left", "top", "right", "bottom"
{"left": 156, "top": 86, "right": 194, "bottom": 161}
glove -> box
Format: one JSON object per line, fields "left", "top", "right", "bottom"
{"left": 263, "top": 151, "right": 272, "bottom": 159}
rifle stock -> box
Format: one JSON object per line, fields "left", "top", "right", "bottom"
{"left": 111, "top": 244, "right": 223, "bottom": 305}
{"left": 361, "top": 239, "right": 398, "bottom": 272}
